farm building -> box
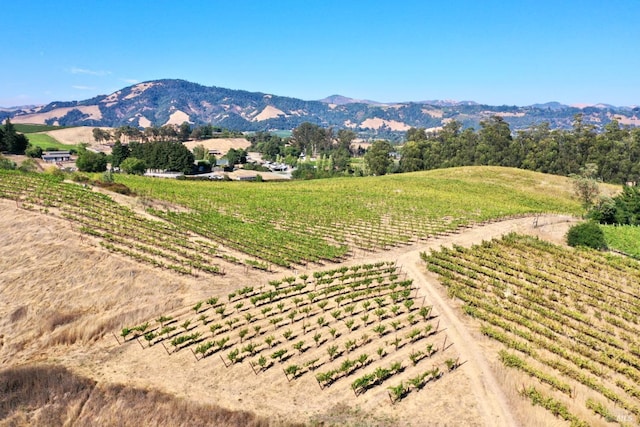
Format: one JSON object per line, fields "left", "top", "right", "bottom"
{"left": 42, "top": 151, "right": 72, "bottom": 162}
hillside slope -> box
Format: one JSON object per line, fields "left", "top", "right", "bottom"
{"left": 1, "top": 167, "right": 635, "bottom": 426}
{"left": 0, "top": 195, "right": 577, "bottom": 426}
{"left": 6, "top": 79, "right": 640, "bottom": 135}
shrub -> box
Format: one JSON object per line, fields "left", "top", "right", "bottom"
{"left": 25, "top": 144, "right": 43, "bottom": 158}
{"left": 566, "top": 222, "right": 607, "bottom": 250}
{"left": 18, "top": 159, "right": 38, "bottom": 172}
{"left": 0, "top": 155, "right": 16, "bottom": 170}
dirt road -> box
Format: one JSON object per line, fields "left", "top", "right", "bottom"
{"left": 392, "top": 214, "right": 577, "bottom": 427}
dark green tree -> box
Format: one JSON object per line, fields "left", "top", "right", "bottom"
{"left": 111, "top": 140, "right": 130, "bottom": 168}
{"left": 292, "top": 122, "right": 326, "bottom": 156}
{"left": 2, "top": 119, "right": 29, "bottom": 154}
{"left": 178, "top": 122, "right": 192, "bottom": 141}
{"left": 331, "top": 147, "right": 352, "bottom": 172}
{"left": 76, "top": 148, "right": 108, "bottom": 172}
{"left": 399, "top": 141, "right": 423, "bottom": 172}
{"left": 337, "top": 129, "right": 356, "bottom": 151}
{"left": 364, "top": 140, "right": 393, "bottom": 176}
{"left": 226, "top": 148, "right": 247, "bottom": 166}
{"left": 405, "top": 127, "right": 428, "bottom": 142}
{"left": 478, "top": 116, "right": 513, "bottom": 166}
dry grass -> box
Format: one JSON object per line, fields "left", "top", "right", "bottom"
{"left": 0, "top": 364, "right": 291, "bottom": 427}
{"left": 0, "top": 364, "right": 95, "bottom": 426}
{"left": 0, "top": 178, "right": 588, "bottom": 426}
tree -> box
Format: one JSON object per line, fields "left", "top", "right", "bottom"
{"left": 2, "top": 119, "right": 29, "bottom": 154}
{"left": 405, "top": 127, "right": 427, "bottom": 142}
{"left": 18, "top": 158, "right": 38, "bottom": 172}
{"left": 399, "top": 141, "right": 423, "bottom": 172}
{"left": 111, "top": 140, "right": 130, "bottom": 168}
{"left": 178, "top": 122, "right": 192, "bottom": 141}
{"left": 226, "top": 148, "right": 247, "bottom": 166}
{"left": 337, "top": 129, "right": 356, "bottom": 151}
{"left": 478, "top": 115, "right": 513, "bottom": 166}
{"left": 571, "top": 163, "right": 600, "bottom": 210}
{"left": 76, "top": 148, "right": 108, "bottom": 172}
{"left": 92, "top": 128, "right": 110, "bottom": 143}
{"left": 590, "top": 184, "right": 640, "bottom": 225}
{"left": 192, "top": 144, "right": 207, "bottom": 161}
{"left": 331, "top": 147, "right": 352, "bottom": 172}
{"left": 291, "top": 122, "right": 326, "bottom": 156}
{"left": 120, "top": 157, "right": 146, "bottom": 175}
{"left": 364, "top": 140, "right": 393, "bottom": 175}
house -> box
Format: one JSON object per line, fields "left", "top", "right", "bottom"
{"left": 42, "top": 151, "right": 72, "bottom": 162}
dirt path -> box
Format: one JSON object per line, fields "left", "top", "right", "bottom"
{"left": 390, "top": 214, "right": 577, "bottom": 427}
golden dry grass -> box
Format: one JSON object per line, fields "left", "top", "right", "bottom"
{"left": 0, "top": 185, "right": 587, "bottom": 427}
{"left": 0, "top": 364, "right": 284, "bottom": 427}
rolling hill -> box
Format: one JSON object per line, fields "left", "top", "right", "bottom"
{"left": 4, "top": 79, "right": 639, "bottom": 140}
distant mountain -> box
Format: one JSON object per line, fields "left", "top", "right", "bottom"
{"left": 0, "top": 105, "right": 40, "bottom": 112}
{"left": 417, "top": 100, "right": 479, "bottom": 107}
{"left": 4, "top": 79, "right": 639, "bottom": 139}
{"left": 318, "top": 95, "right": 387, "bottom": 106}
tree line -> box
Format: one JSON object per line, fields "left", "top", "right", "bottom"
{"left": 92, "top": 123, "right": 243, "bottom": 144}
{"left": 248, "top": 123, "right": 361, "bottom": 179}
{"left": 398, "top": 114, "right": 640, "bottom": 184}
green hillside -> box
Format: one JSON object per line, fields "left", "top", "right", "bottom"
{"left": 116, "top": 166, "right": 582, "bottom": 266}
{"left": 1, "top": 166, "right": 582, "bottom": 272}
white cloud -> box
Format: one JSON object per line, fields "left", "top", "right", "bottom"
{"left": 72, "top": 85, "right": 97, "bottom": 90}
{"left": 121, "top": 78, "right": 139, "bottom": 84}
{"left": 70, "top": 67, "right": 111, "bottom": 76}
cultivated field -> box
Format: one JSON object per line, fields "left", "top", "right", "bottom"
{"left": 1, "top": 166, "right": 638, "bottom": 426}
{"left": 602, "top": 225, "right": 640, "bottom": 258}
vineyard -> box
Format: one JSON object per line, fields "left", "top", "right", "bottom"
{"left": 422, "top": 233, "right": 640, "bottom": 426}
{"left": 603, "top": 224, "right": 640, "bottom": 258}
{"left": 0, "top": 167, "right": 582, "bottom": 274}
{"left": 0, "top": 170, "right": 223, "bottom": 276}
{"left": 116, "top": 262, "right": 462, "bottom": 406}
{"left": 4, "top": 165, "right": 624, "bottom": 425}
{"left": 116, "top": 166, "right": 582, "bottom": 266}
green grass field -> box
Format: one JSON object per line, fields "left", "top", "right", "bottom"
{"left": 602, "top": 224, "right": 640, "bottom": 257}
{"left": 14, "top": 124, "right": 69, "bottom": 133}
{"left": 25, "top": 133, "right": 77, "bottom": 151}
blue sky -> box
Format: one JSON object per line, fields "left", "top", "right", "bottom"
{"left": 2, "top": 0, "right": 639, "bottom": 107}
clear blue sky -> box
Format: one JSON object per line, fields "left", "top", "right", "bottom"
{"left": 2, "top": 0, "right": 639, "bottom": 107}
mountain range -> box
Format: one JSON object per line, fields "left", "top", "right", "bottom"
{"left": 4, "top": 79, "right": 639, "bottom": 139}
